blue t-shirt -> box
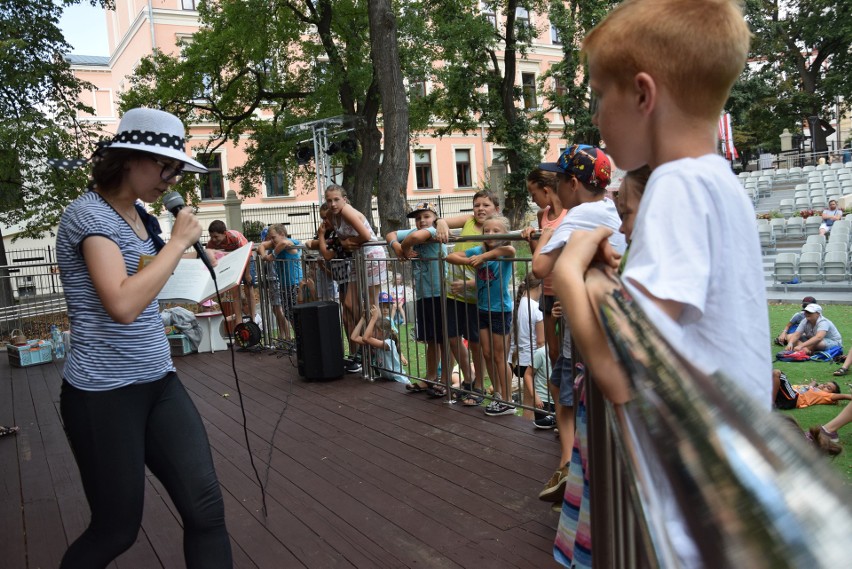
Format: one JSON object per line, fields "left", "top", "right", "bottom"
{"left": 396, "top": 227, "right": 447, "bottom": 299}
{"left": 466, "top": 245, "right": 513, "bottom": 312}
{"left": 376, "top": 337, "right": 409, "bottom": 384}
{"left": 56, "top": 191, "right": 174, "bottom": 391}
{"left": 274, "top": 238, "right": 303, "bottom": 287}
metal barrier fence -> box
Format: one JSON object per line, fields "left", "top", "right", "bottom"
{"left": 587, "top": 275, "right": 852, "bottom": 567}
{"left": 0, "top": 261, "right": 67, "bottom": 341}
{"left": 251, "top": 233, "right": 560, "bottom": 417}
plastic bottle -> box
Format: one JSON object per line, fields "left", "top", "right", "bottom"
{"left": 51, "top": 325, "right": 65, "bottom": 360}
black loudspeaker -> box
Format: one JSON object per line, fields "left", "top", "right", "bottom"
{"left": 292, "top": 301, "right": 344, "bottom": 380}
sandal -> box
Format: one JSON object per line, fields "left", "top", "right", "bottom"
{"left": 833, "top": 367, "right": 849, "bottom": 376}
{"left": 0, "top": 425, "right": 20, "bottom": 438}
{"left": 406, "top": 382, "right": 428, "bottom": 393}
{"left": 454, "top": 382, "right": 473, "bottom": 401}
{"left": 426, "top": 384, "right": 448, "bottom": 398}
{"left": 462, "top": 388, "right": 485, "bottom": 407}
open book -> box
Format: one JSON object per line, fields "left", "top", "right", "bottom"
{"left": 154, "top": 242, "right": 253, "bottom": 303}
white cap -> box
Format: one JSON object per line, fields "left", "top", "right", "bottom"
{"left": 804, "top": 303, "right": 822, "bottom": 314}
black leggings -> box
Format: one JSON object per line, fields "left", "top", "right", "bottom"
{"left": 60, "top": 373, "right": 232, "bottom": 569}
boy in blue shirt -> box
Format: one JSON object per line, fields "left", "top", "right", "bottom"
{"left": 386, "top": 202, "right": 448, "bottom": 396}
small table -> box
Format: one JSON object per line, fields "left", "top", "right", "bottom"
{"left": 195, "top": 311, "right": 228, "bottom": 353}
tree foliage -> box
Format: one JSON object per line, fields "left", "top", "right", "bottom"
{"left": 739, "top": 0, "right": 852, "bottom": 155}
{"left": 543, "top": 0, "right": 617, "bottom": 147}
{"left": 0, "top": 0, "right": 107, "bottom": 238}
{"left": 121, "top": 0, "right": 413, "bottom": 233}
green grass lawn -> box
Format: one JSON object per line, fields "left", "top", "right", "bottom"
{"left": 770, "top": 303, "right": 852, "bottom": 483}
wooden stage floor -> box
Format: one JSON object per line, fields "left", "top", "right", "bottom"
{"left": 1, "top": 346, "right": 561, "bottom": 568}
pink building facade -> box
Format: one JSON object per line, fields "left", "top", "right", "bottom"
{"left": 70, "top": 1, "right": 572, "bottom": 211}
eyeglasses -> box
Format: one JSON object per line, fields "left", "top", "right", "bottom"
{"left": 148, "top": 156, "right": 184, "bottom": 183}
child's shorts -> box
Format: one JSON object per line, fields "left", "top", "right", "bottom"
{"left": 774, "top": 371, "right": 797, "bottom": 410}
{"left": 478, "top": 310, "right": 513, "bottom": 336}
{"left": 445, "top": 299, "right": 480, "bottom": 343}
{"left": 548, "top": 354, "right": 574, "bottom": 407}
{"left": 540, "top": 294, "right": 556, "bottom": 316}
{"left": 415, "top": 297, "right": 443, "bottom": 343}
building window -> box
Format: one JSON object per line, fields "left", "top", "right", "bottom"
{"left": 409, "top": 80, "right": 427, "bottom": 99}
{"left": 522, "top": 73, "right": 537, "bottom": 110}
{"left": 550, "top": 24, "right": 562, "bottom": 45}
{"left": 553, "top": 76, "right": 567, "bottom": 98}
{"left": 264, "top": 169, "right": 289, "bottom": 197}
{"left": 181, "top": 0, "right": 199, "bottom": 10}
{"left": 199, "top": 153, "right": 224, "bottom": 200}
{"left": 414, "top": 150, "right": 433, "bottom": 189}
{"left": 455, "top": 149, "right": 472, "bottom": 188}
{"left": 515, "top": 7, "right": 530, "bottom": 31}
{"left": 480, "top": 2, "right": 496, "bottom": 28}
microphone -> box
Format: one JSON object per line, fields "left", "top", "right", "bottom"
{"left": 162, "top": 191, "right": 216, "bottom": 281}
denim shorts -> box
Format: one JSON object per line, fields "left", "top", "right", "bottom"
{"left": 478, "top": 310, "right": 513, "bottom": 336}
{"left": 548, "top": 354, "right": 574, "bottom": 407}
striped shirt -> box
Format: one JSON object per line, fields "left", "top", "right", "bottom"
{"left": 57, "top": 191, "right": 173, "bottom": 391}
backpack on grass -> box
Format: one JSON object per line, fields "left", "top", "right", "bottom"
{"left": 776, "top": 350, "right": 811, "bottom": 362}
{"left": 810, "top": 346, "right": 843, "bottom": 362}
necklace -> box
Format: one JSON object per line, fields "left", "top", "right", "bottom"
{"left": 125, "top": 206, "right": 142, "bottom": 232}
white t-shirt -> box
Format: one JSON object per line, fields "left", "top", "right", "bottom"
{"left": 540, "top": 197, "right": 627, "bottom": 256}
{"left": 622, "top": 154, "right": 771, "bottom": 409}
{"left": 513, "top": 296, "right": 543, "bottom": 365}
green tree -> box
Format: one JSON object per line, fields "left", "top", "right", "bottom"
{"left": 0, "top": 0, "right": 105, "bottom": 238}
{"left": 744, "top": 0, "right": 852, "bottom": 155}
{"left": 542, "top": 0, "right": 617, "bottom": 147}
{"left": 121, "top": 0, "right": 413, "bottom": 233}
{"left": 410, "top": 0, "right": 554, "bottom": 226}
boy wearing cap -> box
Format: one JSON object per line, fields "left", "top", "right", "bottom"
{"left": 575, "top": 0, "right": 771, "bottom": 408}
{"left": 785, "top": 304, "right": 843, "bottom": 355}
{"left": 530, "top": 144, "right": 627, "bottom": 501}
{"left": 386, "top": 203, "right": 448, "bottom": 395}
{"left": 776, "top": 296, "right": 818, "bottom": 346}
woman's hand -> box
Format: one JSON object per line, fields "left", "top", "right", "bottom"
{"left": 171, "top": 208, "right": 202, "bottom": 251}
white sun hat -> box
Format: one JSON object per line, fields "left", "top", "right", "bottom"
{"left": 107, "top": 108, "right": 208, "bottom": 173}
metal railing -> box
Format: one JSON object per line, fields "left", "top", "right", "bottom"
{"left": 588, "top": 278, "right": 852, "bottom": 567}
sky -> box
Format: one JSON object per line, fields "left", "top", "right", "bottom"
{"left": 57, "top": 1, "right": 110, "bottom": 57}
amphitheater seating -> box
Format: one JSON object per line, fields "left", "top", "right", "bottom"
{"left": 798, "top": 252, "right": 823, "bottom": 283}
{"left": 804, "top": 216, "right": 822, "bottom": 236}
{"left": 773, "top": 253, "right": 798, "bottom": 284}
{"left": 823, "top": 252, "right": 849, "bottom": 283}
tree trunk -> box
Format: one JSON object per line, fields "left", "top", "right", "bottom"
{"left": 368, "top": 0, "right": 410, "bottom": 235}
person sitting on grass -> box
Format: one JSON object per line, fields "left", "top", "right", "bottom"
{"left": 773, "top": 369, "right": 852, "bottom": 409}
{"left": 784, "top": 303, "right": 843, "bottom": 355}
{"left": 775, "top": 296, "right": 817, "bottom": 346}
{"left": 350, "top": 305, "right": 409, "bottom": 384}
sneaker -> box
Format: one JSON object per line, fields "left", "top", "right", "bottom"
{"left": 534, "top": 415, "right": 557, "bottom": 430}
{"left": 344, "top": 360, "right": 362, "bottom": 373}
{"left": 484, "top": 402, "right": 516, "bottom": 416}
{"left": 539, "top": 466, "right": 569, "bottom": 502}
